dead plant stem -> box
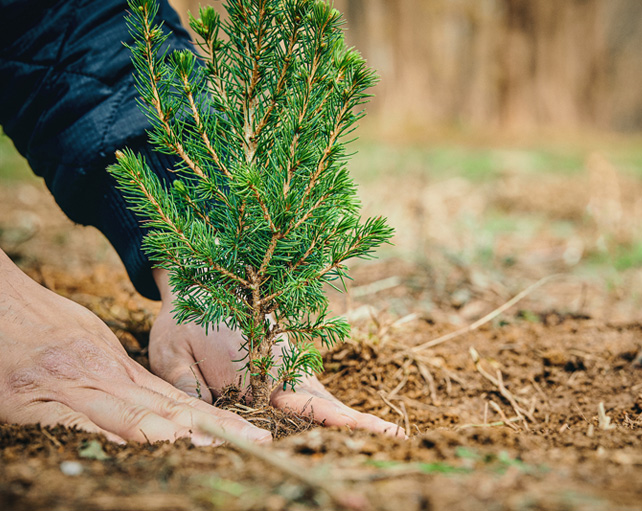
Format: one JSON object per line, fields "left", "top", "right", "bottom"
{"left": 470, "top": 347, "right": 536, "bottom": 428}
{"left": 412, "top": 274, "right": 565, "bottom": 352}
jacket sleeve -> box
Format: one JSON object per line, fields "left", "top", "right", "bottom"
{"left": 0, "top": 0, "right": 194, "bottom": 300}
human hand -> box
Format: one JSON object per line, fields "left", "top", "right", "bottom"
{"left": 0, "top": 250, "right": 271, "bottom": 445}
{"left": 149, "top": 269, "right": 406, "bottom": 438}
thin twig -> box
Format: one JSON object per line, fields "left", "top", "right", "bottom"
{"left": 378, "top": 391, "right": 406, "bottom": 423}
{"left": 387, "top": 375, "right": 409, "bottom": 400}
{"left": 598, "top": 402, "right": 616, "bottom": 431}
{"left": 399, "top": 401, "right": 411, "bottom": 436}
{"left": 198, "top": 422, "right": 367, "bottom": 511}
{"left": 41, "top": 427, "right": 63, "bottom": 448}
{"left": 455, "top": 416, "right": 521, "bottom": 431}
{"left": 470, "top": 347, "right": 536, "bottom": 428}
{"left": 488, "top": 401, "right": 519, "bottom": 431}
{"left": 496, "top": 370, "right": 534, "bottom": 429}
{"left": 469, "top": 348, "right": 531, "bottom": 409}
{"left": 415, "top": 362, "right": 440, "bottom": 406}
{"left": 412, "top": 274, "right": 564, "bottom": 352}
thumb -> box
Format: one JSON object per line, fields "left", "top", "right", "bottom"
{"left": 149, "top": 342, "right": 214, "bottom": 403}
{"left": 171, "top": 362, "right": 213, "bottom": 403}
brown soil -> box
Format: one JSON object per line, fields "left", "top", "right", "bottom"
{"left": 1, "top": 179, "right": 642, "bottom": 511}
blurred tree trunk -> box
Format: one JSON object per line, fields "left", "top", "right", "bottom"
{"left": 169, "top": 0, "right": 642, "bottom": 133}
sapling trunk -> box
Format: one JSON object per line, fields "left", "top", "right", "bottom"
{"left": 110, "top": 0, "right": 393, "bottom": 409}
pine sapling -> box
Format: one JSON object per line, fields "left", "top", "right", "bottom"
{"left": 109, "top": 0, "right": 393, "bottom": 409}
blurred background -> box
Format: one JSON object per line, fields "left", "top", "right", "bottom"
{"left": 3, "top": 0, "right": 642, "bottom": 327}
{"left": 174, "top": 0, "right": 642, "bottom": 134}
{"left": 171, "top": 0, "right": 642, "bottom": 323}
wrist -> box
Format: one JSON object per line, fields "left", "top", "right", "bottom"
{"left": 152, "top": 268, "right": 173, "bottom": 304}
{"left": 0, "top": 249, "right": 30, "bottom": 291}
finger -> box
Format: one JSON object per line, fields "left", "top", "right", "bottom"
{"left": 272, "top": 391, "right": 406, "bottom": 438}
{"left": 271, "top": 390, "right": 351, "bottom": 426}
{"left": 18, "top": 401, "right": 126, "bottom": 444}
{"left": 67, "top": 388, "right": 215, "bottom": 445}
{"left": 149, "top": 343, "right": 213, "bottom": 403}
{"left": 128, "top": 365, "right": 272, "bottom": 443}
{"left": 131, "top": 360, "right": 236, "bottom": 413}
{"left": 168, "top": 361, "right": 214, "bottom": 404}
{"left": 110, "top": 381, "right": 273, "bottom": 444}
{"left": 342, "top": 411, "right": 407, "bottom": 438}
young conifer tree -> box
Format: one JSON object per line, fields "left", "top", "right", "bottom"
{"left": 110, "top": 0, "right": 393, "bottom": 409}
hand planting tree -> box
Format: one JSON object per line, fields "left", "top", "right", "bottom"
{"left": 110, "top": 0, "right": 393, "bottom": 410}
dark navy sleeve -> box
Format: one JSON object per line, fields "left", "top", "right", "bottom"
{"left": 0, "top": 0, "right": 193, "bottom": 300}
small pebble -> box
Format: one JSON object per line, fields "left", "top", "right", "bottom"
{"left": 60, "top": 461, "right": 84, "bottom": 476}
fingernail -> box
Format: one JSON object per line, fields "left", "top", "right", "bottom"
{"left": 246, "top": 427, "right": 272, "bottom": 443}
{"left": 190, "top": 433, "right": 216, "bottom": 447}
{"left": 257, "top": 433, "right": 272, "bottom": 444}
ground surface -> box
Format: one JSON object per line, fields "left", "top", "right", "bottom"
{"left": 1, "top": 138, "right": 642, "bottom": 510}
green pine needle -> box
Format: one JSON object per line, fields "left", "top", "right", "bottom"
{"left": 109, "top": 0, "right": 393, "bottom": 404}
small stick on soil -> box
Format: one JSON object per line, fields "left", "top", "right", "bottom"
{"left": 351, "top": 276, "right": 402, "bottom": 298}
{"left": 379, "top": 312, "right": 421, "bottom": 342}
{"left": 470, "top": 348, "right": 536, "bottom": 428}
{"left": 391, "top": 358, "right": 412, "bottom": 382}
{"left": 41, "top": 427, "right": 63, "bottom": 448}
{"left": 399, "top": 401, "right": 411, "bottom": 435}
{"left": 387, "top": 374, "right": 409, "bottom": 400}
{"left": 488, "top": 401, "right": 520, "bottom": 431}
{"left": 378, "top": 390, "right": 406, "bottom": 423}
{"left": 598, "top": 402, "right": 616, "bottom": 431}
{"left": 416, "top": 362, "right": 440, "bottom": 406}
{"left": 228, "top": 403, "right": 261, "bottom": 414}
{"left": 456, "top": 417, "right": 521, "bottom": 430}
{"left": 412, "top": 274, "right": 564, "bottom": 352}
{"left": 529, "top": 376, "right": 550, "bottom": 404}
{"left": 445, "top": 373, "right": 452, "bottom": 396}
{"left": 496, "top": 370, "right": 533, "bottom": 430}
{"left": 442, "top": 366, "right": 467, "bottom": 388}
{"left": 197, "top": 422, "right": 368, "bottom": 511}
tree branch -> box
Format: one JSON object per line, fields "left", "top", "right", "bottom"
{"left": 180, "top": 72, "right": 232, "bottom": 180}
{"left": 252, "top": 14, "right": 304, "bottom": 142}
{"left": 282, "top": 16, "right": 330, "bottom": 197}
{"left": 118, "top": 155, "right": 250, "bottom": 289}
{"left": 296, "top": 101, "right": 351, "bottom": 211}
{"left": 141, "top": 8, "right": 209, "bottom": 181}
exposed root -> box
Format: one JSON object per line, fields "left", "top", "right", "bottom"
{"left": 214, "top": 384, "right": 316, "bottom": 439}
